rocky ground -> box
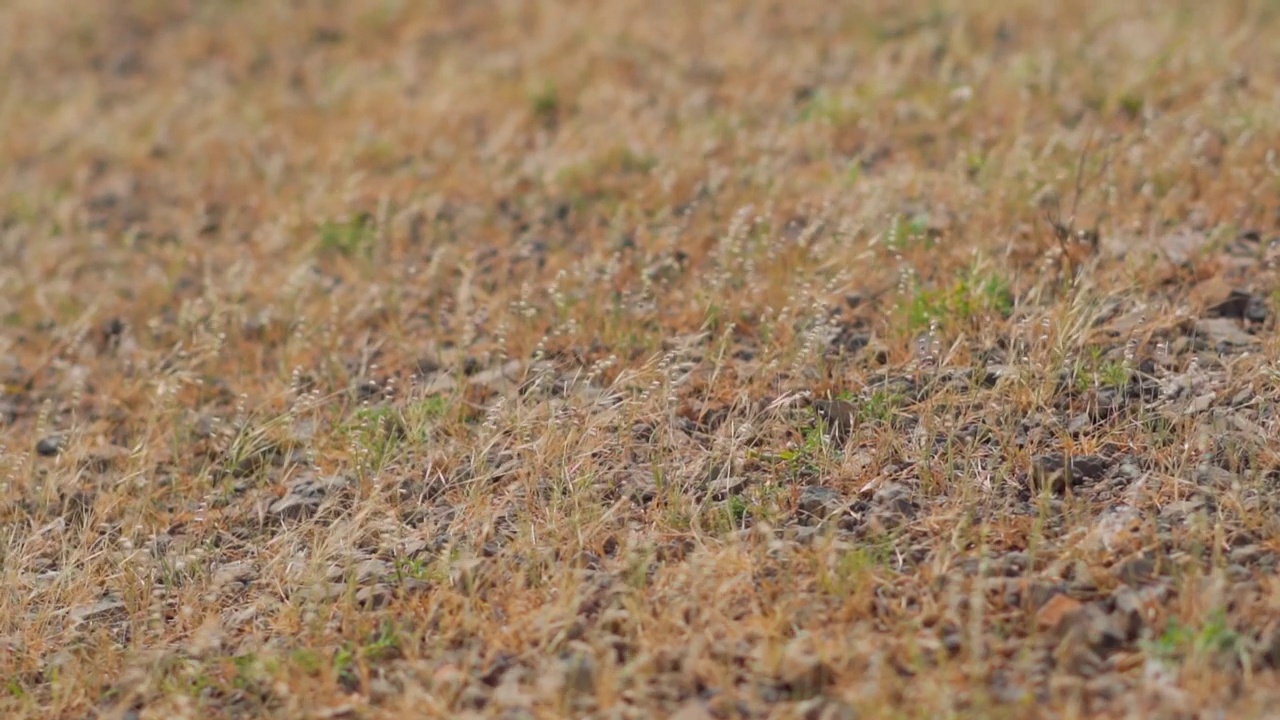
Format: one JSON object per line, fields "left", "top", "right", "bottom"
{"left": 3, "top": 1, "right": 1280, "bottom": 718}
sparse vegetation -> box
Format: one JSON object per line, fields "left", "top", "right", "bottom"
{"left": 3, "top": 1, "right": 1280, "bottom": 718}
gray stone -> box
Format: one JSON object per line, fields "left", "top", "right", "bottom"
{"left": 35, "top": 434, "right": 63, "bottom": 457}
{"left": 797, "top": 486, "right": 846, "bottom": 520}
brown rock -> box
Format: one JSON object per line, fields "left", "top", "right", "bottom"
{"left": 1113, "top": 585, "right": 1166, "bottom": 640}
{"left": 69, "top": 597, "right": 127, "bottom": 626}
{"left": 1036, "top": 594, "right": 1085, "bottom": 634}
{"left": 1028, "top": 454, "right": 1111, "bottom": 493}
{"left": 778, "top": 635, "right": 833, "bottom": 699}
{"left": 1195, "top": 317, "right": 1257, "bottom": 349}
{"left": 82, "top": 443, "right": 131, "bottom": 472}
{"left": 813, "top": 398, "right": 857, "bottom": 442}
{"left": 669, "top": 701, "right": 715, "bottom": 720}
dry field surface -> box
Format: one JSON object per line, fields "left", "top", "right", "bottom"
{"left": 4, "top": 1, "right": 1280, "bottom": 718}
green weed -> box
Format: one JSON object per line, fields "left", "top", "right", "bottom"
{"left": 318, "top": 214, "right": 378, "bottom": 258}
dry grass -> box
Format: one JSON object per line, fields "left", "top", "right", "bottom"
{"left": 3, "top": 1, "right": 1280, "bottom": 718}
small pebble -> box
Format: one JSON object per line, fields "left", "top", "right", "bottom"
{"left": 36, "top": 434, "right": 64, "bottom": 457}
